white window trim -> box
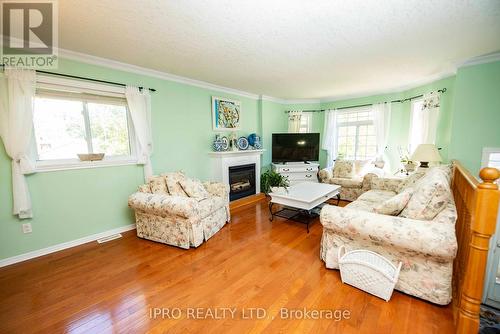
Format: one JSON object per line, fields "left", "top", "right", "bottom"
{"left": 299, "top": 113, "right": 312, "bottom": 133}
{"left": 33, "top": 76, "right": 138, "bottom": 172}
{"left": 482, "top": 147, "right": 500, "bottom": 168}
{"left": 335, "top": 107, "right": 376, "bottom": 160}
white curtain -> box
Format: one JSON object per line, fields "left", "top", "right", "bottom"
{"left": 125, "top": 86, "right": 153, "bottom": 181}
{"left": 373, "top": 102, "right": 392, "bottom": 164}
{"left": 322, "top": 109, "right": 338, "bottom": 168}
{"left": 408, "top": 91, "right": 440, "bottom": 153}
{"left": 0, "top": 69, "right": 37, "bottom": 219}
{"left": 287, "top": 111, "right": 302, "bottom": 133}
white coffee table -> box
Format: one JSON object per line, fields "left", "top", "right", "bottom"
{"left": 268, "top": 182, "right": 341, "bottom": 232}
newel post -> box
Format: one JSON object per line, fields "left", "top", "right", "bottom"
{"left": 456, "top": 167, "right": 500, "bottom": 334}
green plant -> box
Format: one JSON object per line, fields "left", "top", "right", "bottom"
{"left": 260, "top": 170, "right": 289, "bottom": 194}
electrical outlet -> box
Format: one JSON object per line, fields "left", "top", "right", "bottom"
{"left": 22, "top": 223, "right": 32, "bottom": 234}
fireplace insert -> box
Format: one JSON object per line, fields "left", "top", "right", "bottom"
{"left": 228, "top": 163, "right": 256, "bottom": 201}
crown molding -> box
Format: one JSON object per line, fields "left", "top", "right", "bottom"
{"left": 260, "top": 95, "right": 321, "bottom": 105}
{"left": 58, "top": 48, "right": 262, "bottom": 100}
{"left": 319, "top": 70, "right": 456, "bottom": 104}
{"left": 6, "top": 44, "right": 496, "bottom": 105}
{"left": 457, "top": 51, "right": 500, "bottom": 68}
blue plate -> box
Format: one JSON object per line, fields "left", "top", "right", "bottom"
{"left": 237, "top": 137, "right": 249, "bottom": 150}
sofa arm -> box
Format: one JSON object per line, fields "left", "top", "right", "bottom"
{"left": 128, "top": 192, "right": 199, "bottom": 219}
{"left": 320, "top": 205, "right": 457, "bottom": 260}
{"left": 203, "top": 182, "right": 229, "bottom": 201}
{"left": 318, "top": 168, "right": 333, "bottom": 183}
{"left": 370, "top": 176, "right": 404, "bottom": 193}
{"left": 361, "top": 173, "right": 378, "bottom": 191}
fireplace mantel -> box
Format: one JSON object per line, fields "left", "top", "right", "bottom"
{"left": 209, "top": 150, "right": 264, "bottom": 197}
{"left": 208, "top": 149, "right": 265, "bottom": 156}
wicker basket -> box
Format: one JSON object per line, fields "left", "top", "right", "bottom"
{"left": 338, "top": 246, "right": 402, "bottom": 301}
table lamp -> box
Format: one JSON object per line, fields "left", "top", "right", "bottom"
{"left": 411, "top": 144, "right": 442, "bottom": 168}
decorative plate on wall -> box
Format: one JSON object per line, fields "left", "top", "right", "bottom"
{"left": 221, "top": 136, "right": 229, "bottom": 151}
{"left": 237, "top": 137, "right": 249, "bottom": 150}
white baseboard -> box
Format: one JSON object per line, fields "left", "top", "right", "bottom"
{"left": 0, "top": 224, "right": 136, "bottom": 268}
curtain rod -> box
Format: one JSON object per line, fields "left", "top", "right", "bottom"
{"left": 285, "top": 88, "right": 447, "bottom": 113}
{"left": 0, "top": 64, "right": 156, "bottom": 92}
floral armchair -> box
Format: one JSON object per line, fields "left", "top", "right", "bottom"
{"left": 128, "top": 171, "right": 230, "bottom": 249}
{"left": 318, "top": 159, "right": 382, "bottom": 201}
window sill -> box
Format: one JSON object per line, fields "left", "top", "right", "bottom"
{"left": 35, "top": 158, "right": 139, "bottom": 173}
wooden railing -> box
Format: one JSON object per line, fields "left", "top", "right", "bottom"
{"left": 452, "top": 161, "right": 500, "bottom": 333}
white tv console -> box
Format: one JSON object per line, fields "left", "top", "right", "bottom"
{"left": 272, "top": 162, "right": 320, "bottom": 185}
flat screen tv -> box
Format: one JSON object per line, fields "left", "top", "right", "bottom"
{"left": 272, "top": 133, "right": 320, "bottom": 163}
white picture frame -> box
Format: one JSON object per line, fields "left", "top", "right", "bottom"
{"left": 212, "top": 96, "right": 241, "bottom": 131}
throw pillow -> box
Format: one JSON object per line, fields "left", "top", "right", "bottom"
{"left": 374, "top": 188, "right": 413, "bottom": 216}
{"left": 162, "top": 171, "right": 188, "bottom": 197}
{"left": 137, "top": 183, "right": 152, "bottom": 193}
{"left": 396, "top": 171, "right": 426, "bottom": 193}
{"left": 333, "top": 160, "right": 354, "bottom": 179}
{"left": 179, "top": 178, "right": 209, "bottom": 199}
{"left": 399, "top": 172, "right": 451, "bottom": 220}
{"left": 147, "top": 176, "right": 169, "bottom": 194}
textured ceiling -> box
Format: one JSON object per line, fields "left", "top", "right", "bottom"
{"left": 59, "top": 0, "right": 500, "bottom": 99}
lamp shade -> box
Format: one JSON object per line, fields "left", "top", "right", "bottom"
{"left": 411, "top": 144, "right": 442, "bottom": 162}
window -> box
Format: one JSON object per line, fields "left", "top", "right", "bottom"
{"left": 298, "top": 114, "right": 311, "bottom": 133}
{"left": 482, "top": 148, "right": 500, "bottom": 184}
{"left": 336, "top": 107, "right": 376, "bottom": 160}
{"left": 32, "top": 85, "right": 136, "bottom": 170}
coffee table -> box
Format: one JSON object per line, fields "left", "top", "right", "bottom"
{"left": 268, "top": 182, "right": 341, "bottom": 232}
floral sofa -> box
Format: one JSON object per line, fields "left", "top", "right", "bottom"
{"left": 128, "top": 171, "right": 230, "bottom": 249}
{"left": 318, "top": 159, "right": 383, "bottom": 201}
{"left": 320, "top": 165, "right": 458, "bottom": 305}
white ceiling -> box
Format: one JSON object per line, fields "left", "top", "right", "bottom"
{"left": 59, "top": 0, "right": 500, "bottom": 100}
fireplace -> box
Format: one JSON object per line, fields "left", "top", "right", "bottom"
{"left": 228, "top": 163, "right": 256, "bottom": 201}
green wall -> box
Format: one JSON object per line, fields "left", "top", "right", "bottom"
{"left": 284, "top": 76, "right": 456, "bottom": 172}
{"left": 449, "top": 61, "right": 500, "bottom": 175}
{"left": 0, "top": 58, "right": 272, "bottom": 260}
{"left": 1, "top": 57, "right": 498, "bottom": 262}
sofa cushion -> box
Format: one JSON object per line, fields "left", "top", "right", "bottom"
{"left": 179, "top": 178, "right": 209, "bottom": 199}
{"left": 374, "top": 187, "right": 414, "bottom": 216}
{"left": 147, "top": 176, "right": 169, "bottom": 195}
{"left": 345, "top": 199, "right": 378, "bottom": 212}
{"left": 162, "top": 171, "right": 188, "bottom": 197}
{"left": 333, "top": 160, "right": 354, "bottom": 178}
{"left": 328, "top": 177, "right": 363, "bottom": 188}
{"left": 396, "top": 171, "right": 426, "bottom": 193}
{"left": 353, "top": 160, "right": 371, "bottom": 177}
{"left": 357, "top": 189, "right": 396, "bottom": 203}
{"left": 197, "top": 196, "right": 226, "bottom": 219}
{"left": 400, "top": 172, "right": 451, "bottom": 220}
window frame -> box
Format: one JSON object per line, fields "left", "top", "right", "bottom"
{"left": 335, "top": 107, "right": 377, "bottom": 160}
{"left": 298, "top": 113, "right": 312, "bottom": 133}
{"left": 33, "top": 76, "right": 138, "bottom": 172}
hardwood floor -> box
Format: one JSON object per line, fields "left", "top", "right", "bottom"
{"left": 0, "top": 199, "right": 455, "bottom": 333}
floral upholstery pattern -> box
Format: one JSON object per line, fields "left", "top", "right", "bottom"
{"left": 138, "top": 183, "right": 152, "bottom": 193}
{"left": 129, "top": 175, "right": 230, "bottom": 249}
{"left": 179, "top": 178, "right": 209, "bottom": 199}
{"left": 374, "top": 187, "right": 413, "bottom": 215}
{"left": 320, "top": 161, "right": 383, "bottom": 201}
{"left": 320, "top": 204, "right": 457, "bottom": 305}
{"left": 396, "top": 171, "right": 426, "bottom": 193}
{"left": 333, "top": 160, "right": 354, "bottom": 178}
{"left": 162, "top": 171, "right": 188, "bottom": 197}
{"left": 147, "top": 176, "right": 169, "bottom": 194}
{"left": 400, "top": 169, "right": 452, "bottom": 220}
{"left": 319, "top": 165, "right": 458, "bottom": 305}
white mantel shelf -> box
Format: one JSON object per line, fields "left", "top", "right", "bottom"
{"left": 208, "top": 149, "right": 265, "bottom": 156}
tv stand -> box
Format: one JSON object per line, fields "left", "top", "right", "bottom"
{"left": 272, "top": 162, "right": 320, "bottom": 185}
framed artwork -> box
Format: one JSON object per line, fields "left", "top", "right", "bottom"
{"left": 212, "top": 96, "right": 241, "bottom": 131}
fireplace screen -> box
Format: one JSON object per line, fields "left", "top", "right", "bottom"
{"left": 228, "top": 163, "right": 256, "bottom": 201}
